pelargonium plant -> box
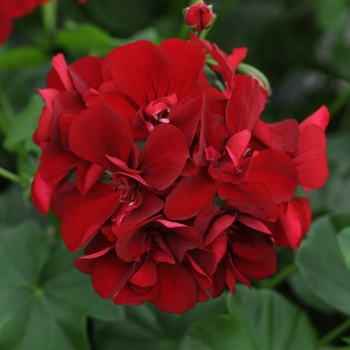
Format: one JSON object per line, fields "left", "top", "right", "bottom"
{"left": 31, "top": 1, "right": 328, "bottom": 314}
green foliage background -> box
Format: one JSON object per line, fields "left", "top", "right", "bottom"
{"left": 1, "top": 0, "right": 350, "bottom": 349}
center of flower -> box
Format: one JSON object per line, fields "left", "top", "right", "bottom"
{"left": 144, "top": 93, "right": 178, "bottom": 132}
{"left": 109, "top": 174, "right": 138, "bottom": 226}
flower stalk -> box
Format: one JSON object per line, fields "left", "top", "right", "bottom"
{"left": 0, "top": 167, "right": 22, "bottom": 184}
{"left": 261, "top": 262, "right": 298, "bottom": 289}
{"left": 318, "top": 318, "right": 350, "bottom": 347}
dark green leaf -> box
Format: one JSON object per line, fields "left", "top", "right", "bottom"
{"left": 181, "top": 286, "right": 317, "bottom": 350}
{"left": 3, "top": 94, "right": 43, "bottom": 153}
{"left": 180, "top": 314, "right": 257, "bottom": 350}
{"left": 0, "top": 47, "right": 49, "bottom": 70}
{"left": 337, "top": 227, "right": 350, "bottom": 271}
{"left": 227, "top": 286, "right": 318, "bottom": 350}
{"left": 94, "top": 293, "right": 227, "bottom": 350}
{"left": 0, "top": 221, "right": 123, "bottom": 350}
{"left": 56, "top": 21, "right": 159, "bottom": 56}
{"left": 296, "top": 215, "right": 350, "bottom": 316}
{"left": 288, "top": 271, "right": 335, "bottom": 314}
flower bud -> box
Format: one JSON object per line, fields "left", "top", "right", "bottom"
{"left": 183, "top": 1, "right": 213, "bottom": 32}
{"left": 237, "top": 63, "right": 272, "bottom": 97}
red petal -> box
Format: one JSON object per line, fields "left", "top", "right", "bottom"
{"left": 299, "top": 105, "right": 330, "bottom": 132}
{"left": 59, "top": 183, "right": 120, "bottom": 251}
{"left": 69, "top": 103, "right": 135, "bottom": 171}
{"left": 138, "top": 124, "right": 189, "bottom": 190}
{"left": 91, "top": 250, "right": 135, "bottom": 298}
{"left": 152, "top": 262, "right": 197, "bottom": 313}
{"left": 219, "top": 182, "right": 278, "bottom": 221}
{"left": 159, "top": 38, "right": 207, "bottom": 100}
{"left": 225, "top": 75, "right": 261, "bottom": 135}
{"left": 129, "top": 259, "right": 157, "bottom": 287}
{"left": 75, "top": 161, "right": 105, "bottom": 194}
{"left": 247, "top": 149, "right": 298, "bottom": 203}
{"left": 227, "top": 47, "right": 248, "bottom": 71}
{"left": 164, "top": 168, "right": 217, "bottom": 220}
{"left": 294, "top": 125, "right": 328, "bottom": 188}
{"left": 105, "top": 40, "right": 172, "bottom": 106}
{"left": 68, "top": 56, "right": 103, "bottom": 95}
{"left": 51, "top": 54, "right": 74, "bottom": 91}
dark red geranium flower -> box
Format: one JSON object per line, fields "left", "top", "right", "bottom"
{"left": 194, "top": 204, "right": 276, "bottom": 297}
{"left": 32, "top": 54, "right": 104, "bottom": 214}
{"left": 31, "top": 33, "right": 329, "bottom": 313}
{"left": 164, "top": 74, "right": 298, "bottom": 221}
{"left": 74, "top": 216, "right": 204, "bottom": 313}
{"left": 51, "top": 103, "right": 189, "bottom": 252}
{"left": 101, "top": 38, "right": 208, "bottom": 145}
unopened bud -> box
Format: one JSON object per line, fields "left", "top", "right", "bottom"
{"left": 237, "top": 63, "right": 272, "bottom": 97}
{"left": 183, "top": 1, "right": 214, "bottom": 33}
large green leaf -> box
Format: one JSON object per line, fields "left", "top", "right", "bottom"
{"left": 94, "top": 293, "right": 227, "bottom": 350}
{"left": 180, "top": 314, "right": 257, "bottom": 350}
{"left": 0, "top": 221, "right": 123, "bottom": 350}
{"left": 288, "top": 271, "right": 335, "bottom": 314}
{"left": 180, "top": 286, "right": 318, "bottom": 350}
{"left": 296, "top": 214, "right": 350, "bottom": 316}
{"left": 0, "top": 47, "right": 49, "bottom": 70}
{"left": 3, "top": 94, "right": 43, "bottom": 154}
{"left": 56, "top": 21, "right": 159, "bottom": 56}
{"left": 337, "top": 227, "right": 350, "bottom": 271}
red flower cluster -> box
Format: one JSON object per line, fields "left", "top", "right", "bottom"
{"left": 0, "top": 0, "right": 86, "bottom": 44}
{"left": 32, "top": 37, "right": 329, "bottom": 313}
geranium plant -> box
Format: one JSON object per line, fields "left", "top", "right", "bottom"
{"left": 1, "top": 0, "right": 350, "bottom": 349}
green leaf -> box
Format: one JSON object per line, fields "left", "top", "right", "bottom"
{"left": 0, "top": 185, "right": 45, "bottom": 228}
{"left": 180, "top": 314, "right": 257, "bottom": 350}
{"left": 343, "top": 337, "right": 350, "bottom": 345}
{"left": 95, "top": 293, "right": 227, "bottom": 350}
{"left": 296, "top": 215, "right": 350, "bottom": 316}
{"left": 56, "top": 21, "right": 159, "bottom": 56}
{"left": 3, "top": 94, "right": 43, "bottom": 154}
{"left": 337, "top": 227, "right": 350, "bottom": 271}
{"left": 288, "top": 271, "right": 335, "bottom": 314}
{"left": 0, "top": 47, "right": 49, "bottom": 70}
{"left": 180, "top": 287, "right": 317, "bottom": 350}
{"left": 228, "top": 286, "right": 318, "bottom": 350}
{"left": 0, "top": 221, "right": 123, "bottom": 350}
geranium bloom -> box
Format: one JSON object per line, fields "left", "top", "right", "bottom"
{"left": 100, "top": 38, "right": 208, "bottom": 145}
{"left": 32, "top": 33, "right": 329, "bottom": 313}
{"left": 32, "top": 54, "right": 103, "bottom": 214}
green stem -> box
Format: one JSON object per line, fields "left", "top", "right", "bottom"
{"left": 328, "top": 83, "right": 350, "bottom": 116}
{"left": 42, "top": 0, "right": 57, "bottom": 47}
{"left": 0, "top": 110, "right": 9, "bottom": 135}
{"left": 0, "top": 167, "right": 22, "bottom": 184}
{"left": 318, "top": 318, "right": 350, "bottom": 347}
{"left": 261, "top": 262, "right": 298, "bottom": 289}
{"left": 0, "top": 84, "right": 16, "bottom": 124}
